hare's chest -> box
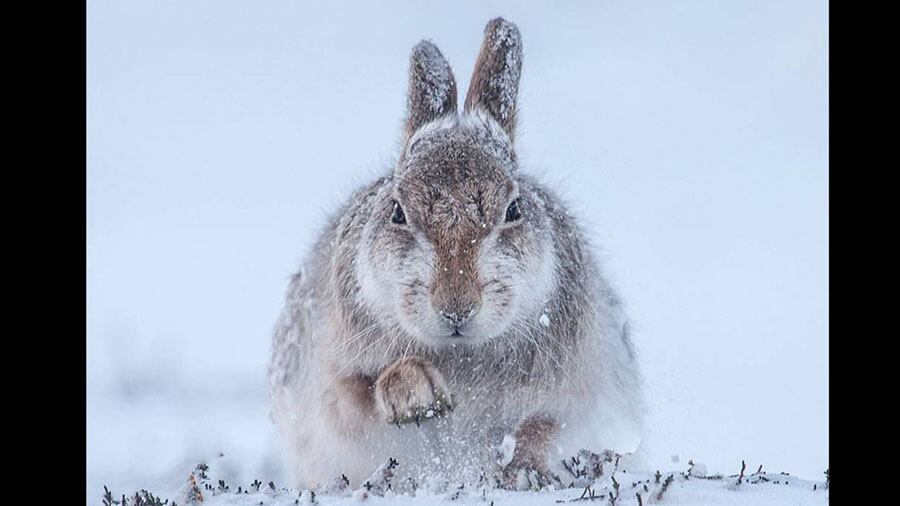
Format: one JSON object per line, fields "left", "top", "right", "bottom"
{"left": 433, "top": 357, "right": 536, "bottom": 425}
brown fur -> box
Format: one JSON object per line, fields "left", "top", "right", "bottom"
{"left": 398, "top": 135, "right": 515, "bottom": 324}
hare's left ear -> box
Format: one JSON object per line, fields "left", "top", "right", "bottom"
{"left": 405, "top": 41, "right": 458, "bottom": 141}
{"left": 464, "top": 18, "right": 523, "bottom": 141}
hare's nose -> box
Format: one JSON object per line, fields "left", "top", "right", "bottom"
{"left": 438, "top": 305, "right": 479, "bottom": 328}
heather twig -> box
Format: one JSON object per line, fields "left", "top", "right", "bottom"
{"left": 655, "top": 474, "right": 674, "bottom": 501}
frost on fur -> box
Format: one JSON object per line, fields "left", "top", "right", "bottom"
{"left": 405, "top": 40, "right": 457, "bottom": 140}
{"left": 464, "top": 17, "right": 523, "bottom": 139}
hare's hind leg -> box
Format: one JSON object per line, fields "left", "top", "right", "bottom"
{"left": 322, "top": 374, "right": 379, "bottom": 437}
{"left": 500, "top": 416, "right": 560, "bottom": 490}
{"left": 277, "top": 376, "right": 380, "bottom": 488}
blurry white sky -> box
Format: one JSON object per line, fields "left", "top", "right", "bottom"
{"left": 87, "top": 0, "right": 827, "bottom": 496}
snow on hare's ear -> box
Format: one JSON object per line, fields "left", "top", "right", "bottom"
{"left": 464, "top": 17, "right": 523, "bottom": 141}
{"left": 404, "top": 40, "right": 458, "bottom": 141}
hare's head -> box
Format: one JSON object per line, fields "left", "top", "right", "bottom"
{"left": 359, "top": 18, "right": 556, "bottom": 347}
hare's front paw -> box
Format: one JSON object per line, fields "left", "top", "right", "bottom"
{"left": 374, "top": 356, "right": 452, "bottom": 426}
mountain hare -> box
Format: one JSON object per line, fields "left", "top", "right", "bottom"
{"left": 269, "top": 17, "right": 643, "bottom": 491}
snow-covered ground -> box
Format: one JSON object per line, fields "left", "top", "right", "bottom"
{"left": 87, "top": 1, "right": 827, "bottom": 505}
{"left": 100, "top": 452, "right": 828, "bottom": 505}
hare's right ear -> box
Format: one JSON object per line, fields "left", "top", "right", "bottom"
{"left": 404, "top": 41, "right": 458, "bottom": 142}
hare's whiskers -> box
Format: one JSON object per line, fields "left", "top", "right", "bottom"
{"left": 335, "top": 329, "right": 393, "bottom": 377}
{"left": 325, "top": 321, "right": 382, "bottom": 359}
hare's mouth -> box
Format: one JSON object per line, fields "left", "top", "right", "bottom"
{"left": 421, "top": 311, "right": 490, "bottom": 345}
{"left": 444, "top": 319, "right": 473, "bottom": 339}
{"left": 429, "top": 324, "right": 478, "bottom": 343}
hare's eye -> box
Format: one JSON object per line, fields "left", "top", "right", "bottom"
{"left": 391, "top": 201, "right": 407, "bottom": 225}
{"left": 505, "top": 199, "right": 522, "bottom": 222}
